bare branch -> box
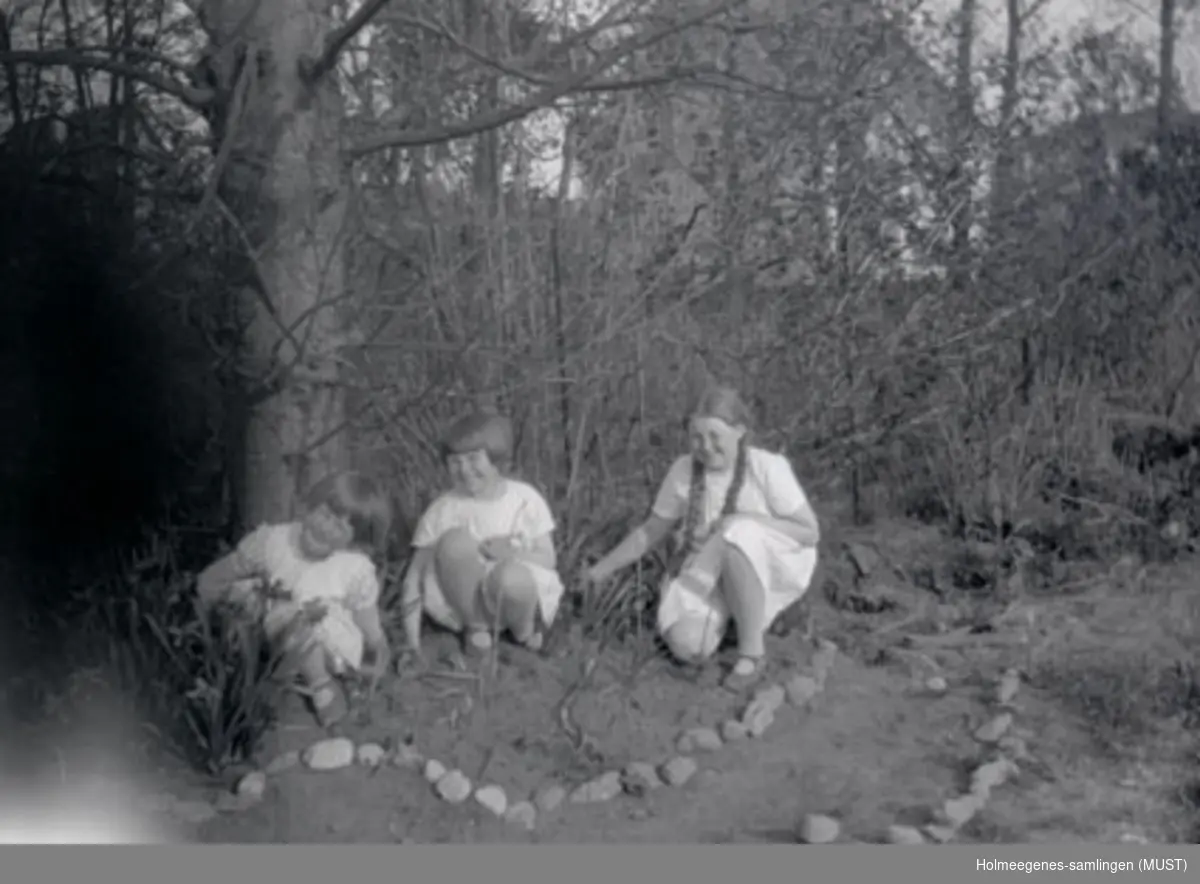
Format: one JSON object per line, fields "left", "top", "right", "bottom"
{"left": 0, "top": 48, "right": 213, "bottom": 106}
{"left": 40, "top": 42, "right": 198, "bottom": 75}
{"left": 347, "top": 0, "right": 739, "bottom": 158}
{"left": 303, "top": 0, "right": 393, "bottom": 86}
{"left": 393, "top": 10, "right": 712, "bottom": 94}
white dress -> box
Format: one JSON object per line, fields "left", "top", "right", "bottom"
{"left": 410, "top": 478, "right": 565, "bottom": 632}
{"left": 204, "top": 522, "right": 381, "bottom": 672}
{"left": 651, "top": 447, "right": 819, "bottom": 643}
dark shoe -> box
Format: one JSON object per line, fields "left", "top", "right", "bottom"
{"left": 722, "top": 654, "right": 766, "bottom": 691}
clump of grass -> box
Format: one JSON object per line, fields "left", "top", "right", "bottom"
{"left": 29, "top": 530, "right": 298, "bottom": 775}
{"left": 1031, "top": 650, "right": 1200, "bottom": 752}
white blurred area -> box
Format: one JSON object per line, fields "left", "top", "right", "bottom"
{"left": 0, "top": 782, "right": 175, "bottom": 844}
{"left": 1, "top": 661, "right": 191, "bottom": 844}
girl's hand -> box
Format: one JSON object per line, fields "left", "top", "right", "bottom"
{"left": 480, "top": 535, "right": 520, "bottom": 562}
{"left": 362, "top": 643, "right": 391, "bottom": 689}
{"left": 301, "top": 599, "right": 329, "bottom": 625}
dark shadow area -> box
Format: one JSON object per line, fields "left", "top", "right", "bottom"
{"left": 0, "top": 156, "right": 221, "bottom": 677}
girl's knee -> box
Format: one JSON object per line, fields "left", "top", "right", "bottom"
{"left": 487, "top": 561, "right": 538, "bottom": 607}
{"left": 434, "top": 526, "right": 477, "bottom": 559}
{"left": 663, "top": 616, "right": 723, "bottom": 663}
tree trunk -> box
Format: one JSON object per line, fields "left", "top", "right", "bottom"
{"left": 200, "top": 0, "right": 351, "bottom": 532}
{"left": 1157, "top": 0, "right": 1177, "bottom": 149}
{"left": 991, "top": 0, "right": 1021, "bottom": 223}
{"left": 950, "top": 0, "right": 977, "bottom": 273}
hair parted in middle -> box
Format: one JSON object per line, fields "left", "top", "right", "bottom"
{"left": 677, "top": 385, "right": 754, "bottom": 564}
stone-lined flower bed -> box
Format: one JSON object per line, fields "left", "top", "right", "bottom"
{"left": 161, "top": 642, "right": 1032, "bottom": 844}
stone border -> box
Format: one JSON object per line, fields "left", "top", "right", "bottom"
{"left": 882, "top": 667, "right": 1024, "bottom": 845}
{"left": 200, "top": 639, "right": 842, "bottom": 835}
{"left": 166, "top": 643, "right": 1027, "bottom": 843}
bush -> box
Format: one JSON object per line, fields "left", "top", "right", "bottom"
{"left": 28, "top": 533, "right": 297, "bottom": 775}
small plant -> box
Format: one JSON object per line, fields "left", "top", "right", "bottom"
{"left": 45, "top": 532, "right": 299, "bottom": 774}
{"left": 1031, "top": 650, "right": 1200, "bottom": 753}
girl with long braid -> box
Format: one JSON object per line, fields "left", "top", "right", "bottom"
{"left": 584, "top": 386, "right": 820, "bottom": 688}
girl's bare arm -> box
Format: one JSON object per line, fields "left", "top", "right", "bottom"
{"left": 196, "top": 550, "right": 261, "bottom": 609}
{"left": 400, "top": 548, "right": 431, "bottom": 653}
{"left": 590, "top": 514, "right": 677, "bottom": 579}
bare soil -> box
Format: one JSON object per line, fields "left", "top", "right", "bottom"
{"left": 189, "top": 524, "right": 1200, "bottom": 844}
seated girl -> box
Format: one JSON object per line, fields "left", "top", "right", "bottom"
{"left": 401, "top": 411, "right": 565, "bottom": 659}
{"left": 195, "top": 471, "right": 394, "bottom": 727}
{"left": 585, "top": 385, "right": 820, "bottom": 688}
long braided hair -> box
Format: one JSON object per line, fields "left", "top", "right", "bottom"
{"left": 676, "top": 386, "right": 754, "bottom": 570}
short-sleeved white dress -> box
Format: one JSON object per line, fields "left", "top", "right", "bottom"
{"left": 203, "top": 522, "right": 382, "bottom": 673}
{"left": 651, "top": 446, "right": 819, "bottom": 643}
{"left": 409, "top": 478, "right": 566, "bottom": 632}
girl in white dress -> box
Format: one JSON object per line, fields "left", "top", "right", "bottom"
{"left": 194, "top": 471, "right": 394, "bottom": 727}
{"left": 401, "top": 411, "right": 565, "bottom": 659}
{"left": 585, "top": 386, "right": 821, "bottom": 688}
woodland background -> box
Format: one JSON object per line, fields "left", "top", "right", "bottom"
{"left": 2, "top": 0, "right": 1199, "bottom": 777}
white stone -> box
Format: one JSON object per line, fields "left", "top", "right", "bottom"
{"left": 534, "top": 783, "right": 566, "bottom": 812}
{"left": 474, "top": 785, "right": 508, "bottom": 816}
{"left": 997, "top": 734, "right": 1030, "bottom": 760}
{"left": 660, "top": 756, "right": 698, "bottom": 787}
{"left": 235, "top": 771, "right": 267, "bottom": 800}
{"left": 679, "top": 727, "right": 723, "bottom": 753}
{"left": 621, "top": 762, "right": 663, "bottom": 796}
{"left": 435, "top": 770, "right": 472, "bottom": 803}
{"left": 356, "top": 743, "right": 387, "bottom": 767}
{"left": 752, "top": 684, "right": 787, "bottom": 713}
{"left": 886, "top": 825, "right": 925, "bottom": 844}
{"left": 786, "top": 674, "right": 821, "bottom": 706}
{"left": 721, "top": 719, "right": 748, "bottom": 741}
{"left": 504, "top": 801, "right": 537, "bottom": 831}
{"left": 393, "top": 743, "right": 425, "bottom": 769}
{"left": 264, "top": 751, "right": 300, "bottom": 775}
{"left": 923, "top": 824, "right": 956, "bottom": 843}
{"left": 996, "top": 669, "right": 1021, "bottom": 706}
{"left": 301, "top": 737, "right": 355, "bottom": 771}
{"left": 798, "top": 814, "right": 840, "bottom": 843}
{"left": 974, "top": 713, "right": 1013, "bottom": 744}
{"left": 970, "top": 757, "right": 1018, "bottom": 798}
{"left": 742, "top": 704, "right": 776, "bottom": 737}
{"left": 941, "top": 793, "right": 985, "bottom": 828}
{"left": 925, "top": 676, "right": 948, "bottom": 693}
{"left": 423, "top": 759, "right": 447, "bottom": 783}
{"left": 570, "top": 771, "right": 622, "bottom": 803}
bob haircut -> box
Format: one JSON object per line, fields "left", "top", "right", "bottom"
{"left": 303, "top": 470, "right": 393, "bottom": 556}
{"left": 438, "top": 412, "right": 514, "bottom": 471}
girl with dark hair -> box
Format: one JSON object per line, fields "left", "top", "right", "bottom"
{"left": 401, "top": 411, "right": 566, "bottom": 660}
{"left": 195, "top": 471, "right": 394, "bottom": 727}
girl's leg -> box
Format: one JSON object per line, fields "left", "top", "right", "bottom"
{"left": 716, "top": 540, "right": 769, "bottom": 683}
{"left": 432, "top": 527, "right": 492, "bottom": 651}
{"left": 295, "top": 642, "right": 348, "bottom": 727}
{"left": 483, "top": 561, "right": 542, "bottom": 649}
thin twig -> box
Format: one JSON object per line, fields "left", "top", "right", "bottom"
{"left": 303, "top": 0, "right": 393, "bottom": 86}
